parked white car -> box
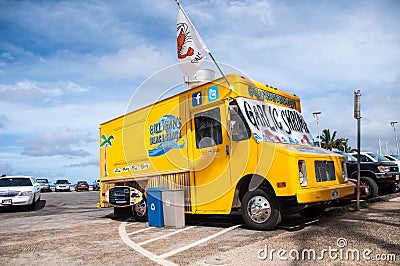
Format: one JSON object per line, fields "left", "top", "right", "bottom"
{"left": 54, "top": 179, "right": 71, "bottom": 192}
{"left": 0, "top": 176, "right": 41, "bottom": 210}
{"left": 36, "top": 178, "right": 52, "bottom": 192}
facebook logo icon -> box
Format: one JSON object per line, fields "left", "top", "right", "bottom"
{"left": 192, "top": 91, "right": 202, "bottom": 106}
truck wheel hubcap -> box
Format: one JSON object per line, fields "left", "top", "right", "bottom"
{"left": 134, "top": 201, "right": 146, "bottom": 217}
{"left": 247, "top": 196, "right": 271, "bottom": 223}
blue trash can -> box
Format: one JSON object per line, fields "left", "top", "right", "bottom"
{"left": 146, "top": 187, "right": 166, "bottom": 227}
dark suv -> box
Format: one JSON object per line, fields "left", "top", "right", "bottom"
{"left": 340, "top": 152, "right": 400, "bottom": 198}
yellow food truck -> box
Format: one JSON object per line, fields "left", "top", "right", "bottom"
{"left": 98, "top": 74, "right": 353, "bottom": 230}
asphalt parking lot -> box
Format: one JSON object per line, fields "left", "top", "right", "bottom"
{"left": 0, "top": 191, "right": 399, "bottom": 266}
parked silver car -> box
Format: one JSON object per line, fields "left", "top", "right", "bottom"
{"left": 0, "top": 176, "right": 41, "bottom": 210}
{"left": 54, "top": 179, "right": 71, "bottom": 192}
{"left": 36, "top": 178, "right": 52, "bottom": 192}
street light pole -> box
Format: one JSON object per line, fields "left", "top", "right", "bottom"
{"left": 390, "top": 121, "right": 399, "bottom": 155}
{"left": 354, "top": 90, "right": 361, "bottom": 211}
{"left": 313, "top": 111, "right": 321, "bottom": 147}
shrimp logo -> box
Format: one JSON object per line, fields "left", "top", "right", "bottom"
{"left": 177, "top": 23, "right": 194, "bottom": 59}
{"left": 176, "top": 7, "right": 208, "bottom": 77}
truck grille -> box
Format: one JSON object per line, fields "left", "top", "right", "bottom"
{"left": 315, "top": 161, "right": 336, "bottom": 182}
{"left": 108, "top": 187, "right": 130, "bottom": 206}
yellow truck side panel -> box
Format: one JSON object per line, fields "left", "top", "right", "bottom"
{"left": 100, "top": 95, "right": 190, "bottom": 181}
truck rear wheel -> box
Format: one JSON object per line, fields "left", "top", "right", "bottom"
{"left": 360, "top": 176, "right": 378, "bottom": 199}
{"left": 133, "top": 198, "right": 148, "bottom": 222}
{"left": 241, "top": 188, "right": 281, "bottom": 230}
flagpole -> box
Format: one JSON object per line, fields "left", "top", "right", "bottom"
{"left": 175, "top": 0, "right": 232, "bottom": 89}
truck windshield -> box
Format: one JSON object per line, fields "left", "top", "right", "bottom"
{"left": 367, "top": 153, "right": 390, "bottom": 162}
{"left": 236, "top": 97, "right": 314, "bottom": 145}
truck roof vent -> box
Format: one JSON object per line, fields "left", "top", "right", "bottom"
{"left": 188, "top": 69, "right": 215, "bottom": 88}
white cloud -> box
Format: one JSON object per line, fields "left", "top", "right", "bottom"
{"left": 0, "top": 114, "right": 9, "bottom": 129}
{"left": 0, "top": 80, "right": 89, "bottom": 105}
{"left": 64, "top": 159, "right": 99, "bottom": 168}
{"left": 0, "top": 161, "right": 13, "bottom": 176}
{"left": 19, "top": 127, "right": 94, "bottom": 158}
{"left": 93, "top": 46, "right": 174, "bottom": 81}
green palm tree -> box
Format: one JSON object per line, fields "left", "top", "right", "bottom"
{"left": 320, "top": 129, "right": 356, "bottom": 152}
{"left": 335, "top": 138, "right": 356, "bottom": 153}
{"left": 100, "top": 134, "right": 114, "bottom": 177}
{"left": 320, "top": 129, "right": 337, "bottom": 150}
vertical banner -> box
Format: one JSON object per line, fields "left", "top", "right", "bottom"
{"left": 177, "top": 7, "right": 209, "bottom": 77}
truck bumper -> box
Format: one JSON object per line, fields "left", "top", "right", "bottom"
{"left": 296, "top": 183, "right": 354, "bottom": 204}
{"left": 376, "top": 172, "right": 400, "bottom": 183}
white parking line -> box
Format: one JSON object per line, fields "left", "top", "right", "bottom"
{"left": 119, "top": 222, "right": 240, "bottom": 265}
{"left": 159, "top": 224, "right": 240, "bottom": 259}
{"left": 119, "top": 222, "right": 177, "bottom": 266}
{"left": 138, "top": 226, "right": 196, "bottom": 246}
{"left": 127, "top": 227, "right": 153, "bottom": 236}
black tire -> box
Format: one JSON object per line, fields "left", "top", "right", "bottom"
{"left": 113, "top": 206, "right": 133, "bottom": 220}
{"left": 132, "top": 198, "right": 148, "bottom": 222}
{"left": 241, "top": 188, "right": 281, "bottom": 230}
{"left": 360, "top": 176, "right": 378, "bottom": 199}
{"left": 300, "top": 205, "right": 326, "bottom": 218}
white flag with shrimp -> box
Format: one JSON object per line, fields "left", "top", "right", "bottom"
{"left": 177, "top": 7, "right": 209, "bottom": 77}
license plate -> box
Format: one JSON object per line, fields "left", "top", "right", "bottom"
{"left": 2, "top": 199, "right": 12, "bottom": 205}
{"left": 331, "top": 189, "right": 339, "bottom": 199}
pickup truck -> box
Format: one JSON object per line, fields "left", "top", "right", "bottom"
{"left": 346, "top": 152, "right": 400, "bottom": 198}
{"left": 344, "top": 152, "right": 400, "bottom": 198}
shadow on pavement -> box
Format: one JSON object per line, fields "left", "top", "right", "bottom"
{"left": 0, "top": 199, "right": 46, "bottom": 213}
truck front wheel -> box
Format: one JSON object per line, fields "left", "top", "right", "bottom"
{"left": 133, "top": 198, "right": 148, "bottom": 222}
{"left": 360, "top": 176, "right": 378, "bottom": 199}
{"left": 241, "top": 188, "right": 281, "bottom": 230}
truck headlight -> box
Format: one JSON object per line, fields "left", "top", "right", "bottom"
{"left": 19, "top": 191, "right": 33, "bottom": 196}
{"left": 377, "top": 166, "right": 390, "bottom": 172}
{"left": 299, "top": 160, "right": 308, "bottom": 187}
{"left": 342, "top": 161, "right": 348, "bottom": 182}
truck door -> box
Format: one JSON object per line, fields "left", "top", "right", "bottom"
{"left": 190, "top": 103, "right": 233, "bottom": 212}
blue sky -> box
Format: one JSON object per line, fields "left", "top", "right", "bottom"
{"left": 1, "top": 0, "right": 399, "bottom": 184}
